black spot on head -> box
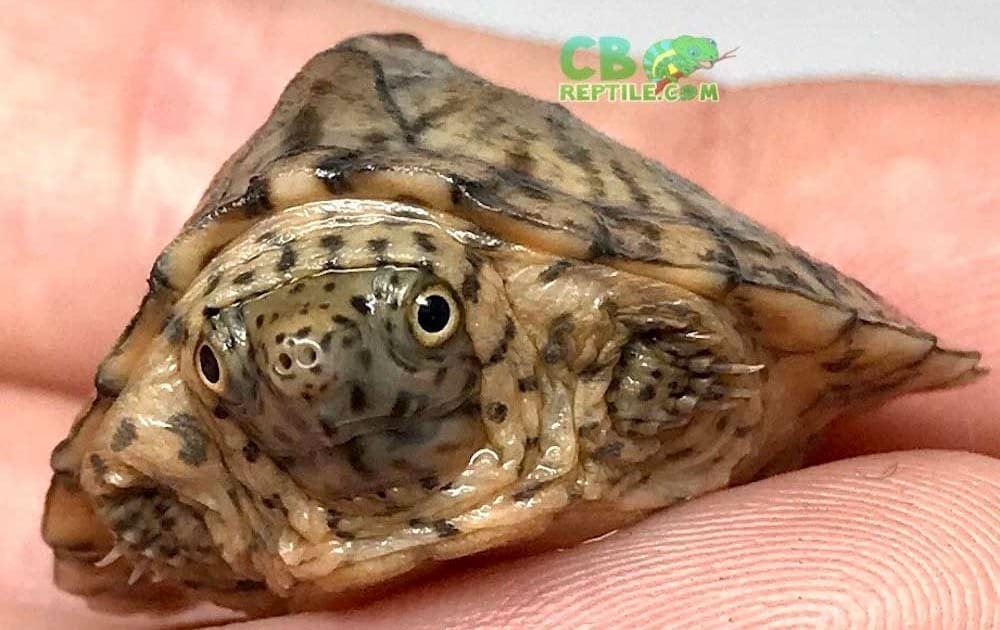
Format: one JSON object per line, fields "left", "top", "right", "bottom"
{"left": 461, "top": 272, "right": 480, "bottom": 303}
{"left": 485, "top": 402, "right": 508, "bottom": 423}
{"left": 332, "top": 314, "right": 355, "bottom": 326}
{"left": 486, "top": 316, "right": 517, "bottom": 366}
{"left": 162, "top": 314, "right": 187, "bottom": 345}
{"left": 89, "top": 453, "right": 107, "bottom": 476}
{"left": 638, "top": 384, "right": 656, "bottom": 401}
{"left": 203, "top": 273, "right": 221, "bottom": 296}
{"left": 391, "top": 391, "right": 413, "bottom": 417}
{"left": 110, "top": 418, "right": 138, "bottom": 452}
{"left": 255, "top": 314, "right": 265, "bottom": 328}
{"left": 419, "top": 475, "right": 439, "bottom": 490}
{"left": 233, "top": 270, "right": 255, "bottom": 285}
{"left": 163, "top": 414, "right": 208, "bottom": 466}
{"left": 413, "top": 232, "right": 437, "bottom": 252}
{"left": 350, "top": 295, "right": 371, "bottom": 315}
{"left": 542, "top": 314, "right": 574, "bottom": 364}
{"left": 517, "top": 376, "right": 538, "bottom": 392}
{"left": 350, "top": 384, "right": 367, "bottom": 412}
{"left": 242, "top": 440, "right": 260, "bottom": 463}
{"left": 538, "top": 260, "right": 573, "bottom": 284}
{"left": 346, "top": 437, "right": 372, "bottom": 475}
{"left": 319, "top": 331, "right": 334, "bottom": 351}
{"left": 321, "top": 234, "right": 345, "bottom": 256}
{"left": 367, "top": 238, "right": 389, "bottom": 255}
{"left": 294, "top": 326, "right": 312, "bottom": 338}
{"left": 277, "top": 244, "right": 298, "bottom": 272}
{"left": 323, "top": 281, "right": 337, "bottom": 292}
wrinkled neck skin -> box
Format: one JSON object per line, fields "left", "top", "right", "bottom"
{"left": 72, "top": 199, "right": 773, "bottom": 603}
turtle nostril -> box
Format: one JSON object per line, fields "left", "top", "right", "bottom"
{"left": 292, "top": 338, "right": 322, "bottom": 368}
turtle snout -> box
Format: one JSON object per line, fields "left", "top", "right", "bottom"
{"left": 273, "top": 336, "right": 324, "bottom": 377}
{"left": 263, "top": 327, "right": 342, "bottom": 400}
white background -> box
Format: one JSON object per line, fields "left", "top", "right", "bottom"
{"left": 385, "top": 0, "right": 999, "bottom": 85}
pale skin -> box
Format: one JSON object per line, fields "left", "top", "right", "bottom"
{"left": 2, "top": 1, "right": 999, "bottom": 628}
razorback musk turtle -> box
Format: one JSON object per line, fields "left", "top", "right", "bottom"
{"left": 42, "top": 33, "right": 983, "bottom": 613}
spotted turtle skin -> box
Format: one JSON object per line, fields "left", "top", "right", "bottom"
{"left": 42, "top": 33, "right": 983, "bottom": 614}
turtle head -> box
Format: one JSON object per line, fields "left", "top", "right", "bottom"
{"left": 189, "top": 247, "right": 482, "bottom": 499}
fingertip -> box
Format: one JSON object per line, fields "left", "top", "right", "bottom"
{"left": 235, "top": 451, "right": 1000, "bottom": 629}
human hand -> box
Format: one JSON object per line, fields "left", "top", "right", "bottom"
{"left": 2, "top": 2, "right": 998, "bottom": 627}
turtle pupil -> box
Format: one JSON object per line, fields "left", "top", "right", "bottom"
{"left": 417, "top": 295, "right": 451, "bottom": 334}
{"left": 199, "top": 344, "right": 221, "bottom": 384}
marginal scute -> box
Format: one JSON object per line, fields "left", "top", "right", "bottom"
{"left": 728, "top": 283, "right": 857, "bottom": 352}
{"left": 912, "top": 349, "right": 986, "bottom": 390}
{"left": 834, "top": 322, "right": 936, "bottom": 380}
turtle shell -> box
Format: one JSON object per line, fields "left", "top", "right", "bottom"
{"left": 45, "top": 33, "right": 982, "bottom": 610}
{"left": 68, "top": 32, "right": 977, "bottom": 417}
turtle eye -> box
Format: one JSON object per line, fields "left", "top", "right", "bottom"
{"left": 197, "top": 342, "right": 225, "bottom": 392}
{"left": 409, "top": 286, "right": 460, "bottom": 347}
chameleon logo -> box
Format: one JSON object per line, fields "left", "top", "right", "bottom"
{"left": 557, "top": 35, "right": 734, "bottom": 103}
{"left": 643, "top": 36, "right": 738, "bottom": 94}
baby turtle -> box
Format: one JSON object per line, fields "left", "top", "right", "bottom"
{"left": 42, "top": 33, "right": 983, "bottom": 614}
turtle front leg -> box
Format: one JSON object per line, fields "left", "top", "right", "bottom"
{"left": 498, "top": 255, "right": 769, "bottom": 512}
